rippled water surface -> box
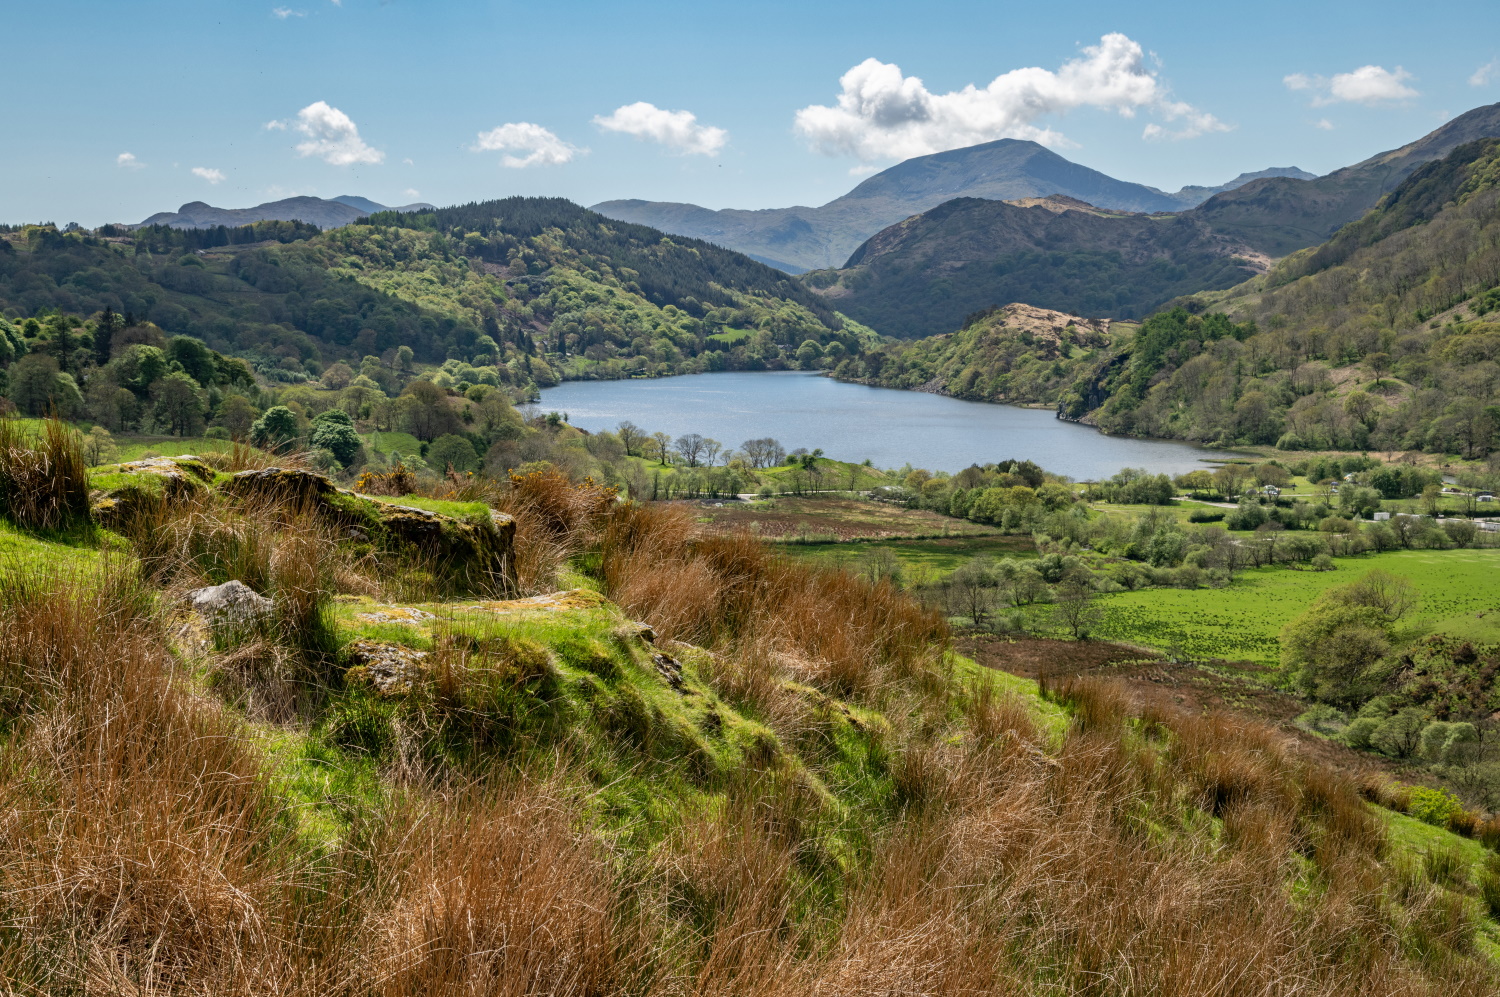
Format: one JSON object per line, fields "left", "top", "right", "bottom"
{"left": 539, "top": 371, "right": 1236, "bottom": 479}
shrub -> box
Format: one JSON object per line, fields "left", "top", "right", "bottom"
{"left": 1408, "top": 785, "right": 1464, "bottom": 827}
{"left": 1342, "top": 716, "right": 1381, "bottom": 750}
{"left": 1187, "top": 508, "right": 1225, "bottom": 523}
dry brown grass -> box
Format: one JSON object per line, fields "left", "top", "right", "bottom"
{"left": 2, "top": 479, "right": 1497, "bottom": 993}
{"left": 599, "top": 502, "right": 948, "bottom": 701}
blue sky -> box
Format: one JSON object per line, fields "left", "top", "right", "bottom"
{"left": 6, "top": 0, "right": 1499, "bottom": 226}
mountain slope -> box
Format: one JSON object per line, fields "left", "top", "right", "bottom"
{"left": 1074, "top": 138, "right": 1500, "bottom": 453}
{"left": 838, "top": 138, "right": 1500, "bottom": 460}
{"left": 136, "top": 194, "right": 434, "bottom": 230}
{"left": 1192, "top": 102, "right": 1500, "bottom": 255}
{"left": 593, "top": 139, "right": 1302, "bottom": 272}
{"left": 804, "top": 195, "right": 1265, "bottom": 338}
{"left": 1, "top": 198, "right": 850, "bottom": 388}
{"left": 833, "top": 302, "right": 1114, "bottom": 405}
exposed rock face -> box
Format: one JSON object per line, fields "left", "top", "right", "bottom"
{"left": 184, "top": 580, "right": 274, "bottom": 627}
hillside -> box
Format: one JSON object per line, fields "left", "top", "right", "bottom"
{"left": 835, "top": 137, "right": 1500, "bottom": 461}
{"left": 804, "top": 195, "right": 1264, "bottom": 338}
{"left": 1, "top": 425, "right": 1499, "bottom": 991}
{"left": 800, "top": 107, "right": 1500, "bottom": 339}
{"left": 1193, "top": 102, "right": 1500, "bottom": 256}
{"left": 1070, "top": 137, "right": 1500, "bottom": 454}
{"left": 137, "top": 194, "right": 434, "bottom": 230}
{"left": 0, "top": 198, "right": 851, "bottom": 390}
{"left": 833, "top": 302, "right": 1115, "bottom": 404}
{"left": 594, "top": 139, "right": 1307, "bottom": 272}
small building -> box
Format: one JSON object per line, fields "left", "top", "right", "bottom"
{"left": 1373, "top": 511, "right": 1391, "bottom": 521}
{"left": 1480, "top": 493, "right": 1496, "bottom": 503}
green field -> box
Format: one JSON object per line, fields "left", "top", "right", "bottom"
{"left": 705, "top": 327, "right": 754, "bottom": 345}
{"left": 780, "top": 534, "right": 1035, "bottom": 578}
{"left": 1094, "top": 548, "right": 1500, "bottom": 664}
{"left": 365, "top": 431, "right": 423, "bottom": 458}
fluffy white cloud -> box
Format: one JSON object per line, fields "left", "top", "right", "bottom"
{"left": 1143, "top": 99, "right": 1232, "bottom": 141}
{"left": 272, "top": 7, "right": 304, "bottom": 18}
{"left": 192, "top": 167, "right": 225, "bottom": 184}
{"left": 593, "top": 102, "right": 727, "bottom": 156}
{"left": 403, "top": 188, "right": 420, "bottom": 199}
{"left": 1284, "top": 65, "right": 1418, "bottom": 106}
{"left": 472, "top": 122, "right": 582, "bottom": 168}
{"left": 1471, "top": 60, "right": 1498, "bottom": 88}
{"left": 278, "top": 101, "right": 384, "bottom": 165}
{"left": 793, "top": 34, "right": 1226, "bottom": 161}
{"left": 116, "top": 152, "right": 144, "bottom": 169}
{"left": 1315, "top": 118, "right": 1335, "bottom": 131}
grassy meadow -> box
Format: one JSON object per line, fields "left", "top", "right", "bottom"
{"left": 1093, "top": 548, "right": 1500, "bottom": 664}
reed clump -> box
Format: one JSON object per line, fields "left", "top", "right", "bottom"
{"left": 0, "top": 416, "right": 91, "bottom": 531}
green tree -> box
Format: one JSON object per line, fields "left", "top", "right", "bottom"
{"left": 427, "top": 433, "right": 479, "bottom": 473}
{"left": 8, "top": 354, "right": 82, "bottom": 416}
{"left": 250, "top": 405, "right": 300, "bottom": 451}
{"left": 215, "top": 394, "right": 260, "bottom": 439}
{"left": 151, "top": 370, "right": 206, "bottom": 436}
{"left": 311, "top": 419, "right": 363, "bottom": 467}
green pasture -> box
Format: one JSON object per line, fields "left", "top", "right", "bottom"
{"left": 1094, "top": 548, "right": 1500, "bottom": 665}
{"left": 779, "top": 534, "right": 1035, "bottom": 579}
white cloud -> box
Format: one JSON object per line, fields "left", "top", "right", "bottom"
{"left": 192, "top": 167, "right": 226, "bottom": 184}
{"left": 1284, "top": 65, "right": 1418, "bottom": 106}
{"left": 593, "top": 102, "right": 727, "bottom": 156}
{"left": 1471, "top": 59, "right": 1498, "bottom": 87}
{"left": 403, "top": 188, "right": 420, "bottom": 199}
{"left": 1142, "top": 99, "right": 1232, "bottom": 141}
{"left": 848, "top": 164, "right": 881, "bottom": 176}
{"left": 472, "top": 122, "right": 582, "bottom": 168}
{"left": 275, "top": 101, "right": 384, "bottom": 165}
{"left": 793, "top": 33, "right": 1226, "bottom": 161}
{"left": 116, "top": 152, "right": 144, "bottom": 169}
{"left": 272, "top": 7, "right": 304, "bottom": 18}
{"left": 1314, "top": 118, "right": 1335, "bottom": 131}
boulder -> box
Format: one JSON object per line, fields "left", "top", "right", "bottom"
{"left": 184, "top": 580, "right": 274, "bottom": 628}
{"left": 344, "top": 639, "right": 430, "bottom": 696}
{"left": 219, "top": 467, "right": 336, "bottom": 506}
{"left": 90, "top": 456, "right": 214, "bottom": 528}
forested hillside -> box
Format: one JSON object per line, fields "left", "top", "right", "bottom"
{"left": 1076, "top": 138, "right": 1500, "bottom": 454}
{"left": 804, "top": 195, "right": 1262, "bottom": 338}
{"left": 0, "top": 198, "right": 851, "bottom": 395}
{"left": 832, "top": 302, "right": 1116, "bottom": 405}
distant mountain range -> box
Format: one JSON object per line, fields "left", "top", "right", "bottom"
{"left": 803, "top": 103, "right": 1500, "bottom": 337}
{"left": 592, "top": 141, "right": 1313, "bottom": 272}
{"left": 134, "top": 194, "right": 434, "bottom": 230}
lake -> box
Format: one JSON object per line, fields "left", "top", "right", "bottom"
{"left": 537, "top": 371, "right": 1236, "bottom": 480}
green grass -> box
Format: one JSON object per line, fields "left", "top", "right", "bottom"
{"left": 757, "top": 459, "right": 889, "bottom": 491}
{"left": 364, "top": 493, "right": 491, "bottom": 520}
{"left": 0, "top": 518, "right": 110, "bottom": 572}
{"left": 365, "top": 431, "right": 423, "bottom": 457}
{"left": 113, "top": 436, "right": 237, "bottom": 462}
{"left": 705, "top": 327, "right": 754, "bottom": 345}
{"left": 1094, "top": 548, "right": 1500, "bottom": 664}
{"left": 780, "top": 535, "right": 1035, "bottom": 580}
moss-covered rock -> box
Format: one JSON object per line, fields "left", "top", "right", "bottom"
{"left": 217, "top": 467, "right": 515, "bottom": 595}
{"left": 89, "top": 456, "right": 213, "bottom": 528}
